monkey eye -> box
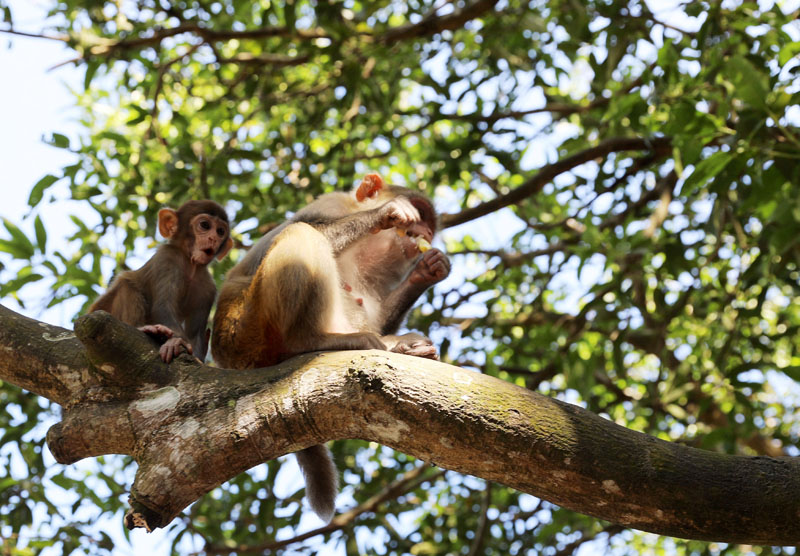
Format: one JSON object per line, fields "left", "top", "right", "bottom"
{"left": 217, "top": 227, "right": 226, "bottom": 237}
{"left": 199, "top": 220, "right": 212, "bottom": 231}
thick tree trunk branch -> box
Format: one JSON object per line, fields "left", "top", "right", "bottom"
{"left": 0, "top": 304, "right": 798, "bottom": 545}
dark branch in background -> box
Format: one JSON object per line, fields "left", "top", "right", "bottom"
{"left": 467, "top": 482, "right": 493, "bottom": 556}
{"left": 378, "top": 0, "right": 500, "bottom": 44}
{"left": 441, "top": 136, "right": 673, "bottom": 229}
{"left": 454, "top": 70, "right": 651, "bottom": 126}
{"left": 554, "top": 525, "right": 626, "bottom": 556}
{"left": 203, "top": 465, "right": 444, "bottom": 554}
{"left": 0, "top": 28, "right": 69, "bottom": 42}
{"left": 451, "top": 240, "right": 579, "bottom": 267}
{"left": 87, "top": 24, "right": 327, "bottom": 56}
{"left": 1, "top": 0, "right": 499, "bottom": 68}
{"left": 147, "top": 42, "right": 202, "bottom": 145}
{"left": 214, "top": 52, "right": 311, "bottom": 66}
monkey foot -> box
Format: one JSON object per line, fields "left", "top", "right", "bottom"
{"left": 139, "top": 324, "right": 175, "bottom": 341}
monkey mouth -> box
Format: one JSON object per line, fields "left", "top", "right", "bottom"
{"left": 404, "top": 224, "right": 433, "bottom": 243}
{"left": 202, "top": 247, "right": 215, "bottom": 258}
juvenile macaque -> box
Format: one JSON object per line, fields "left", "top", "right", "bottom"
{"left": 90, "top": 200, "right": 233, "bottom": 363}
{"left": 212, "top": 173, "right": 450, "bottom": 521}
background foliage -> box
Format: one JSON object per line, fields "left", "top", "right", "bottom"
{"left": 2, "top": 0, "right": 800, "bottom": 554}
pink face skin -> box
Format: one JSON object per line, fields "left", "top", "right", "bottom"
{"left": 189, "top": 214, "right": 229, "bottom": 266}
{"left": 397, "top": 224, "right": 433, "bottom": 259}
{"left": 397, "top": 197, "right": 435, "bottom": 258}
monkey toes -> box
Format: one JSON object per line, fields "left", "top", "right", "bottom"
{"left": 159, "top": 337, "right": 194, "bottom": 363}
{"left": 392, "top": 342, "right": 438, "bottom": 360}
{"left": 389, "top": 336, "right": 439, "bottom": 360}
{"left": 139, "top": 324, "right": 175, "bottom": 341}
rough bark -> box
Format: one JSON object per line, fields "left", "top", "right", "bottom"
{"left": 0, "top": 303, "right": 798, "bottom": 545}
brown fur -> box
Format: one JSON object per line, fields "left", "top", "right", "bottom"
{"left": 91, "top": 200, "right": 232, "bottom": 362}
{"left": 211, "top": 174, "right": 450, "bottom": 521}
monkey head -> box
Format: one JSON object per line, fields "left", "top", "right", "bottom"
{"left": 159, "top": 200, "right": 233, "bottom": 267}
{"left": 354, "top": 173, "right": 437, "bottom": 259}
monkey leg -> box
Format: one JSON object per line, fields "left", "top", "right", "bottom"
{"left": 91, "top": 275, "right": 147, "bottom": 327}
{"left": 212, "top": 223, "right": 384, "bottom": 369}
{"left": 251, "top": 223, "right": 385, "bottom": 357}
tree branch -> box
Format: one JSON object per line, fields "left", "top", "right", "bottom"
{"left": 0, "top": 27, "right": 69, "bottom": 42}
{"left": 378, "top": 0, "right": 500, "bottom": 44}
{"left": 205, "top": 465, "right": 444, "bottom": 554}
{"left": 441, "top": 136, "right": 672, "bottom": 228}
{"left": 0, "top": 304, "right": 799, "bottom": 545}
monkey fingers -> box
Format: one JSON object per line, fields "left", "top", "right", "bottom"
{"left": 409, "top": 249, "right": 451, "bottom": 285}
{"left": 159, "top": 336, "right": 194, "bottom": 363}
{"left": 379, "top": 197, "right": 421, "bottom": 230}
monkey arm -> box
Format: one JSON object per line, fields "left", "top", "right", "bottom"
{"left": 380, "top": 249, "right": 450, "bottom": 335}
{"left": 297, "top": 210, "right": 384, "bottom": 254}
{"left": 146, "top": 249, "right": 190, "bottom": 340}
{"left": 184, "top": 280, "right": 215, "bottom": 361}
{"left": 379, "top": 280, "right": 428, "bottom": 335}
{"left": 298, "top": 196, "right": 421, "bottom": 255}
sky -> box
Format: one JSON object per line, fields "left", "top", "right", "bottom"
{"left": 0, "top": 5, "right": 225, "bottom": 554}
{"left": 0, "top": 0, "right": 85, "bottom": 327}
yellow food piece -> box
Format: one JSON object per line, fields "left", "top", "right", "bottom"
{"left": 396, "top": 229, "right": 431, "bottom": 252}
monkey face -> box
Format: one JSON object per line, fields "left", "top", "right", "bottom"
{"left": 190, "top": 214, "right": 230, "bottom": 266}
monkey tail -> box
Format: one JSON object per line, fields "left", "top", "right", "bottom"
{"left": 294, "top": 444, "right": 338, "bottom": 522}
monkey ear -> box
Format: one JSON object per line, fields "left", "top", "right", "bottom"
{"left": 216, "top": 236, "right": 234, "bottom": 261}
{"left": 158, "top": 208, "right": 180, "bottom": 239}
{"left": 355, "top": 173, "right": 384, "bottom": 202}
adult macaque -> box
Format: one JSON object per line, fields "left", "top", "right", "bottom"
{"left": 90, "top": 200, "right": 233, "bottom": 363}
{"left": 212, "top": 173, "right": 450, "bottom": 521}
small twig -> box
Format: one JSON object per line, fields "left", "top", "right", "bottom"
{"left": 0, "top": 27, "right": 69, "bottom": 42}
{"left": 467, "top": 482, "right": 492, "bottom": 556}
{"left": 146, "top": 42, "right": 201, "bottom": 144}
{"left": 203, "top": 465, "right": 444, "bottom": 555}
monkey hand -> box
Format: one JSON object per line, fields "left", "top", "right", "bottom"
{"left": 376, "top": 196, "right": 421, "bottom": 231}
{"left": 408, "top": 249, "right": 450, "bottom": 286}
{"left": 160, "top": 336, "right": 194, "bottom": 363}
{"left": 385, "top": 333, "right": 438, "bottom": 360}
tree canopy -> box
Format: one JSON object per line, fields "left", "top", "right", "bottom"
{"left": 1, "top": 0, "right": 800, "bottom": 554}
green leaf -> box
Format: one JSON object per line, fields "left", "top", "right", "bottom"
{"left": 780, "top": 366, "right": 800, "bottom": 382}
{"left": 0, "top": 238, "right": 28, "bottom": 259}
{"left": 778, "top": 42, "right": 800, "bottom": 66}
{"left": 34, "top": 214, "right": 47, "bottom": 253}
{"left": 84, "top": 59, "right": 100, "bottom": 89}
{"left": 724, "top": 56, "right": 769, "bottom": 110}
{"left": 681, "top": 151, "right": 732, "bottom": 194}
{"left": 47, "top": 132, "right": 70, "bottom": 149}
{"left": 0, "top": 272, "right": 44, "bottom": 296}
{"left": 28, "top": 174, "right": 59, "bottom": 207}
{"left": 2, "top": 218, "right": 35, "bottom": 258}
